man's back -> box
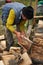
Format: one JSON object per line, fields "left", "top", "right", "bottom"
{"left": 2, "top": 2, "right": 25, "bottom": 25}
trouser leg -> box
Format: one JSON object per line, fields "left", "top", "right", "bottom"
{"left": 4, "top": 27, "right": 14, "bottom": 51}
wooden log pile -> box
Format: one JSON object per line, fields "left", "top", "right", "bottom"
{"left": 30, "top": 34, "right": 43, "bottom": 61}
{"left": 2, "top": 52, "right": 32, "bottom": 65}
{"left": 0, "top": 35, "right": 32, "bottom": 65}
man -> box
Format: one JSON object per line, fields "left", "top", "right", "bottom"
{"left": 5, "top": 0, "right": 11, "bottom": 3}
{"left": 2, "top": 2, "right": 34, "bottom": 51}
{"left": 37, "top": 0, "right": 43, "bottom": 15}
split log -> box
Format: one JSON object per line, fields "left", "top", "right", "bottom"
{"left": 0, "top": 35, "right": 6, "bottom": 51}
{"left": 19, "top": 52, "right": 32, "bottom": 65}
{"left": 0, "top": 61, "right": 4, "bottom": 65}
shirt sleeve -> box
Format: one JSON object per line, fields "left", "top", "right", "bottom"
{"left": 6, "top": 9, "right": 16, "bottom": 32}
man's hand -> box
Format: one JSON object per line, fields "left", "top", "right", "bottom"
{"left": 16, "top": 32, "right": 22, "bottom": 43}
{"left": 21, "top": 31, "right": 26, "bottom": 36}
{"left": 13, "top": 30, "right": 24, "bottom": 43}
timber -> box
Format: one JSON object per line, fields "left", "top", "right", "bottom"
{"left": 0, "top": 61, "right": 4, "bottom": 65}
{"left": 34, "top": 16, "right": 43, "bottom": 19}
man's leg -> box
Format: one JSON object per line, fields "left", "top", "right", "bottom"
{"left": 4, "top": 27, "right": 14, "bottom": 51}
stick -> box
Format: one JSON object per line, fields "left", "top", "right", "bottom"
{"left": 34, "top": 16, "right": 43, "bottom": 19}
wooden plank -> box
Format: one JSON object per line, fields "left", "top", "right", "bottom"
{"left": 34, "top": 16, "right": 43, "bottom": 19}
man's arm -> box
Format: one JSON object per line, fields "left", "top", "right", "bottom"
{"left": 6, "top": 9, "right": 16, "bottom": 32}
{"left": 6, "top": 9, "right": 23, "bottom": 43}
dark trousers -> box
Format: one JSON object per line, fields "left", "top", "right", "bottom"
{"left": 4, "top": 27, "right": 14, "bottom": 51}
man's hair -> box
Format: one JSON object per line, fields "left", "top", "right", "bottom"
{"left": 22, "top": 6, "right": 34, "bottom": 19}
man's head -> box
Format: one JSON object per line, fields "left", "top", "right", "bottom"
{"left": 22, "top": 6, "right": 34, "bottom": 20}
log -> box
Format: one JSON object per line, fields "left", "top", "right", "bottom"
{"left": 0, "top": 61, "right": 4, "bottom": 65}
{"left": 19, "top": 52, "right": 32, "bottom": 65}
{"left": 38, "top": 20, "right": 43, "bottom": 28}
{"left": 34, "top": 16, "right": 43, "bottom": 19}
{"left": 35, "top": 33, "right": 43, "bottom": 37}
{"left": 1, "top": 41, "right": 6, "bottom": 49}
{"left": 2, "top": 55, "right": 16, "bottom": 65}
{"left": 10, "top": 47, "right": 21, "bottom": 53}
{"left": 0, "top": 35, "right": 5, "bottom": 40}
{"left": 0, "top": 35, "right": 6, "bottom": 50}
{"left": 0, "top": 40, "right": 6, "bottom": 50}
{"left": 18, "top": 35, "right": 33, "bottom": 51}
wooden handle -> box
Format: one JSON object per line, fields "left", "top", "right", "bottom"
{"left": 21, "top": 35, "right": 33, "bottom": 44}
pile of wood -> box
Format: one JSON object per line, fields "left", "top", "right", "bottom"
{"left": 2, "top": 52, "right": 32, "bottom": 65}
{"left": 30, "top": 34, "right": 43, "bottom": 61}
{"left": 0, "top": 47, "right": 32, "bottom": 65}
{"left": 0, "top": 35, "right": 32, "bottom": 65}
{"left": 30, "top": 20, "right": 43, "bottom": 62}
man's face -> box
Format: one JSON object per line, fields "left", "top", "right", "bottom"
{"left": 21, "top": 14, "right": 28, "bottom": 21}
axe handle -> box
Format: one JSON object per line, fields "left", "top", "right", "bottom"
{"left": 20, "top": 35, "right": 33, "bottom": 43}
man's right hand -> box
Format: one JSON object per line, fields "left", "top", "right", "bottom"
{"left": 13, "top": 31, "right": 22, "bottom": 43}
